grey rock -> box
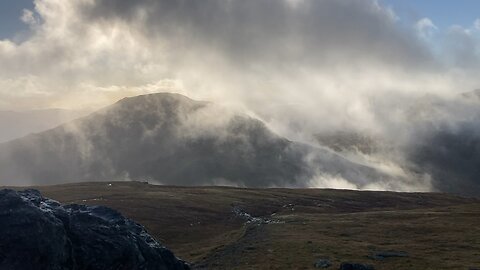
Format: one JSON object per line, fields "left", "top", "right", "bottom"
{"left": 369, "top": 251, "right": 409, "bottom": 260}
{"left": 314, "top": 259, "right": 332, "bottom": 268}
{"left": 232, "top": 206, "right": 283, "bottom": 224}
{"left": 339, "top": 263, "right": 375, "bottom": 270}
{"left": 0, "top": 189, "right": 190, "bottom": 270}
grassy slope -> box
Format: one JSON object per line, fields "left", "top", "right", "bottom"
{"left": 14, "top": 181, "right": 480, "bottom": 270}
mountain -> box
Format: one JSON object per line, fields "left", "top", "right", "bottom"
{"left": 403, "top": 92, "right": 480, "bottom": 196}
{"left": 0, "top": 93, "right": 391, "bottom": 187}
{"left": 0, "top": 188, "right": 190, "bottom": 270}
{"left": 0, "top": 109, "right": 87, "bottom": 143}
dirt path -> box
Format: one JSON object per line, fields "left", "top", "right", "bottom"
{"left": 192, "top": 221, "right": 270, "bottom": 269}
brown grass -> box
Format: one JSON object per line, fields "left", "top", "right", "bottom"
{"left": 9, "top": 181, "right": 480, "bottom": 270}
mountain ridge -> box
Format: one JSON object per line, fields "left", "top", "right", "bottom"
{"left": 0, "top": 92, "right": 394, "bottom": 189}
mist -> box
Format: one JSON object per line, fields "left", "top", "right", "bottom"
{"left": 0, "top": 109, "right": 87, "bottom": 143}
{"left": 1, "top": 0, "right": 480, "bottom": 194}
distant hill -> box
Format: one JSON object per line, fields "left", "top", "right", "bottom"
{"left": 0, "top": 93, "right": 391, "bottom": 187}
{"left": 0, "top": 109, "right": 86, "bottom": 143}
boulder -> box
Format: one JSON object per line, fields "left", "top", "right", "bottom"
{"left": 339, "top": 263, "right": 374, "bottom": 270}
{"left": 314, "top": 259, "right": 332, "bottom": 268}
{"left": 0, "top": 189, "right": 190, "bottom": 270}
{"left": 369, "top": 251, "right": 409, "bottom": 260}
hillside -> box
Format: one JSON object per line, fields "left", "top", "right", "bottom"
{"left": 22, "top": 181, "right": 480, "bottom": 270}
{"left": 0, "top": 93, "right": 393, "bottom": 189}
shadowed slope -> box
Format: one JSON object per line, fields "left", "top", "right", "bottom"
{"left": 0, "top": 93, "right": 391, "bottom": 188}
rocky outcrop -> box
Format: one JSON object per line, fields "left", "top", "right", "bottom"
{"left": 0, "top": 189, "right": 190, "bottom": 270}
{"left": 232, "top": 206, "right": 283, "bottom": 225}
{"left": 369, "top": 251, "right": 409, "bottom": 260}
{"left": 314, "top": 259, "right": 332, "bottom": 268}
{"left": 339, "top": 263, "right": 374, "bottom": 270}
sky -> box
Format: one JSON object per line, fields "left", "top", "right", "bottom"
{"left": 384, "top": 0, "right": 480, "bottom": 29}
{"left": 0, "top": 0, "right": 34, "bottom": 40}
{"left": 2, "top": 0, "right": 479, "bottom": 40}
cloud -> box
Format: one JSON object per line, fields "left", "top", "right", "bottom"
{"left": 20, "top": 9, "right": 40, "bottom": 27}
{"left": 0, "top": 0, "right": 438, "bottom": 110}
{"left": 443, "top": 25, "right": 480, "bottom": 69}
{"left": 475, "top": 19, "right": 480, "bottom": 30}
{"left": 415, "top": 18, "right": 438, "bottom": 39}
{"left": 0, "top": 0, "right": 449, "bottom": 142}
{"left": 407, "top": 100, "right": 480, "bottom": 196}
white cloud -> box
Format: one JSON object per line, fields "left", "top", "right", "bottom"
{"left": 310, "top": 174, "right": 358, "bottom": 190}
{"left": 475, "top": 19, "right": 480, "bottom": 30}
{"left": 0, "top": 0, "right": 435, "bottom": 109}
{"left": 443, "top": 25, "right": 480, "bottom": 69}
{"left": 415, "top": 17, "right": 438, "bottom": 39}
{"left": 20, "top": 9, "right": 40, "bottom": 27}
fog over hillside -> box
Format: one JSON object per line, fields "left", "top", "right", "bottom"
{"left": 0, "top": 93, "right": 411, "bottom": 191}
{"left": 0, "top": 0, "right": 480, "bottom": 194}
{"left": 0, "top": 109, "right": 86, "bottom": 142}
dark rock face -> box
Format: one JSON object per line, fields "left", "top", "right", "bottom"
{"left": 339, "top": 263, "right": 374, "bottom": 270}
{"left": 0, "top": 189, "right": 189, "bottom": 270}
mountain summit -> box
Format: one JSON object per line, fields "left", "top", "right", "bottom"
{"left": 0, "top": 93, "right": 390, "bottom": 188}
